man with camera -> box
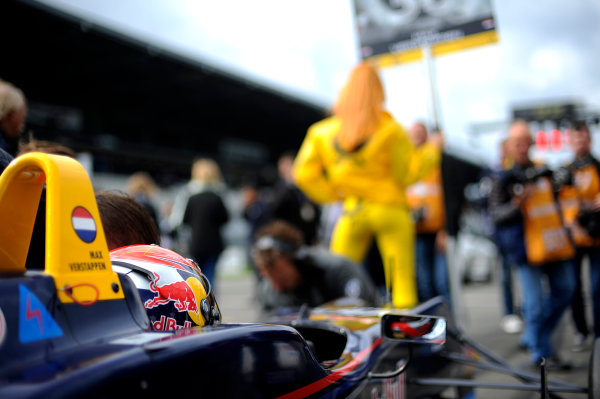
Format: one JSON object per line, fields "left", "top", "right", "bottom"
{"left": 559, "top": 120, "right": 600, "bottom": 351}
{"left": 488, "top": 120, "right": 576, "bottom": 369}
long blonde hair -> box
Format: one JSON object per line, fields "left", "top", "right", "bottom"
{"left": 333, "top": 62, "right": 385, "bottom": 151}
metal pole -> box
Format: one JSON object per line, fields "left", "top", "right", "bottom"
{"left": 423, "top": 45, "right": 440, "bottom": 131}
{"left": 422, "top": 45, "right": 466, "bottom": 328}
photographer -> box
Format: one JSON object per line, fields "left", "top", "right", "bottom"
{"left": 488, "top": 120, "right": 575, "bottom": 369}
{"left": 559, "top": 120, "right": 600, "bottom": 351}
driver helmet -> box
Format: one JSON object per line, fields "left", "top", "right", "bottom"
{"left": 110, "top": 244, "right": 221, "bottom": 331}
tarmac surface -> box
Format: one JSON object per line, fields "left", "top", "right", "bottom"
{"left": 216, "top": 268, "right": 592, "bottom": 399}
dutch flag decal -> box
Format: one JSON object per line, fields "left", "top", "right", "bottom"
{"left": 72, "top": 206, "right": 97, "bottom": 243}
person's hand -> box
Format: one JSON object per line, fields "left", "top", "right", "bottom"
{"left": 428, "top": 131, "right": 444, "bottom": 150}
{"left": 512, "top": 183, "right": 533, "bottom": 207}
{"left": 590, "top": 193, "right": 600, "bottom": 212}
{"left": 435, "top": 230, "right": 447, "bottom": 252}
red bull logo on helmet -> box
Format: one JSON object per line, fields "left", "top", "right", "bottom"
{"left": 152, "top": 315, "right": 193, "bottom": 331}
{"left": 144, "top": 271, "right": 199, "bottom": 313}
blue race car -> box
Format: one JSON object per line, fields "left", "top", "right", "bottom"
{"left": 0, "top": 153, "right": 594, "bottom": 398}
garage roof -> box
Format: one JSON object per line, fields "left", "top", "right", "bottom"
{"left": 1, "top": 0, "right": 327, "bottom": 185}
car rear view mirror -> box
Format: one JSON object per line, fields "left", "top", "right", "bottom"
{"left": 382, "top": 314, "right": 446, "bottom": 344}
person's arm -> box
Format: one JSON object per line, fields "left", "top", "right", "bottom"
{"left": 488, "top": 172, "right": 523, "bottom": 225}
{"left": 216, "top": 194, "right": 229, "bottom": 226}
{"left": 293, "top": 125, "right": 342, "bottom": 204}
{"left": 391, "top": 126, "right": 442, "bottom": 187}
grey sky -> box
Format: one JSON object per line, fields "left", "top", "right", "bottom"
{"left": 35, "top": 0, "right": 600, "bottom": 166}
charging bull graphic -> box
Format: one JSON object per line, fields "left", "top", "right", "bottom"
{"left": 144, "top": 272, "right": 199, "bottom": 313}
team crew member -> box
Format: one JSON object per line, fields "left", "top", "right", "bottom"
{"left": 292, "top": 62, "right": 442, "bottom": 308}
{"left": 252, "top": 220, "right": 379, "bottom": 311}
{"left": 559, "top": 120, "right": 600, "bottom": 350}
{"left": 488, "top": 120, "right": 575, "bottom": 369}
{"left": 406, "top": 122, "right": 449, "bottom": 304}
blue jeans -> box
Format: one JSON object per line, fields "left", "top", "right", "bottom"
{"left": 518, "top": 259, "right": 576, "bottom": 362}
{"left": 572, "top": 246, "right": 600, "bottom": 338}
{"left": 415, "top": 233, "right": 450, "bottom": 304}
{"left": 494, "top": 224, "right": 526, "bottom": 316}
{"left": 193, "top": 255, "right": 219, "bottom": 293}
{"left": 499, "top": 257, "right": 517, "bottom": 315}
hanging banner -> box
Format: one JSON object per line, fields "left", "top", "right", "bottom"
{"left": 354, "top": 0, "right": 498, "bottom": 67}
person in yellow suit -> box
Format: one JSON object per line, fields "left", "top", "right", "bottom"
{"left": 292, "top": 62, "right": 442, "bottom": 308}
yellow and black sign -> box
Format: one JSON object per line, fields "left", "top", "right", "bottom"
{"left": 354, "top": 0, "right": 498, "bottom": 66}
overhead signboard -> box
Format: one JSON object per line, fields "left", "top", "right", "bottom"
{"left": 354, "top": 0, "right": 498, "bottom": 67}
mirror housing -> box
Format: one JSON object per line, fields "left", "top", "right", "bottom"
{"left": 382, "top": 314, "right": 446, "bottom": 344}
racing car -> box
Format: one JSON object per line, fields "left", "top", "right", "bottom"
{"left": 0, "top": 153, "right": 595, "bottom": 398}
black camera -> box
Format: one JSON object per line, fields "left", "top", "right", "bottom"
{"left": 577, "top": 208, "right": 600, "bottom": 237}
{"left": 411, "top": 207, "right": 426, "bottom": 224}
{"left": 504, "top": 165, "right": 553, "bottom": 195}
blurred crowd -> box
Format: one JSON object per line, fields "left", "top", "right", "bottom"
{"left": 2, "top": 60, "right": 599, "bottom": 371}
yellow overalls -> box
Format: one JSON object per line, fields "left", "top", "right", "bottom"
{"left": 293, "top": 113, "right": 440, "bottom": 308}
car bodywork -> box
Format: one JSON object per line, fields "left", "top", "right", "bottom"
{"left": 0, "top": 153, "right": 593, "bottom": 398}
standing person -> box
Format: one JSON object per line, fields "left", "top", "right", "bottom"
{"left": 168, "top": 157, "right": 226, "bottom": 255}
{"left": 292, "top": 62, "right": 442, "bottom": 309}
{"left": 241, "top": 181, "right": 270, "bottom": 277}
{"left": 406, "top": 121, "right": 450, "bottom": 305}
{"left": 0, "top": 79, "right": 27, "bottom": 157}
{"left": 268, "top": 151, "right": 321, "bottom": 245}
{"left": 559, "top": 120, "right": 600, "bottom": 351}
{"left": 181, "top": 158, "right": 229, "bottom": 289}
{"left": 127, "top": 171, "right": 160, "bottom": 231}
{"left": 0, "top": 148, "right": 12, "bottom": 174}
{"left": 490, "top": 138, "right": 523, "bottom": 334}
{"left": 488, "top": 120, "right": 575, "bottom": 369}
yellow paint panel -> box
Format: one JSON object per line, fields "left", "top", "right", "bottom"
{"left": 0, "top": 153, "right": 123, "bottom": 302}
{"left": 367, "top": 30, "right": 498, "bottom": 68}
{"left": 368, "top": 48, "right": 423, "bottom": 68}
{"left": 432, "top": 30, "right": 499, "bottom": 57}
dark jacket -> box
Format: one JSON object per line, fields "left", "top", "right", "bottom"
{"left": 488, "top": 161, "right": 550, "bottom": 265}
{"left": 269, "top": 180, "right": 321, "bottom": 245}
{"left": 258, "top": 246, "right": 379, "bottom": 311}
{"left": 183, "top": 190, "right": 229, "bottom": 259}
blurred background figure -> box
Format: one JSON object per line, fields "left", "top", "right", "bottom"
{"left": 293, "top": 61, "right": 442, "bottom": 308}
{"left": 252, "top": 220, "right": 379, "bottom": 314}
{"left": 241, "top": 180, "right": 270, "bottom": 275}
{"left": 488, "top": 120, "right": 575, "bottom": 369}
{"left": 0, "top": 79, "right": 26, "bottom": 157}
{"left": 180, "top": 158, "right": 229, "bottom": 290}
{"left": 268, "top": 150, "right": 321, "bottom": 246}
{"left": 127, "top": 171, "right": 160, "bottom": 231}
{"left": 168, "top": 157, "right": 227, "bottom": 255}
{"left": 558, "top": 120, "right": 600, "bottom": 351}
{"left": 18, "top": 136, "right": 76, "bottom": 158}
{"left": 406, "top": 121, "right": 450, "bottom": 305}
{"left": 489, "top": 137, "right": 523, "bottom": 334}
{"left": 96, "top": 190, "right": 161, "bottom": 250}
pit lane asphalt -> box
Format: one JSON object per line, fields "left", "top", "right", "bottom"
{"left": 217, "top": 269, "right": 591, "bottom": 399}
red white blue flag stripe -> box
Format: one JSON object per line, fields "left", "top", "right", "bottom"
{"left": 72, "top": 206, "right": 97, "bottom": 243}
